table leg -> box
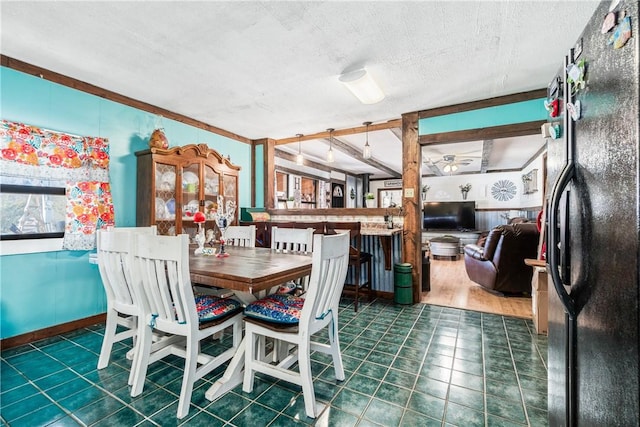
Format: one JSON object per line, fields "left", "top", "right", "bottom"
{"left": 205, "top": 290, "right": 256, "bottom": 402}
{"left": 205, "top": 336, "right": 246, "bottom": 401}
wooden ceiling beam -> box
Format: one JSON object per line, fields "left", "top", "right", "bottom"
{"left": 274, "top": 149, "right": 333, "bottom": 173}
{"left": 326, "top": 136, "right": 402, "bottom": 178}
{"left": 274, "top": 119, "right": 401, "bottom": 145}
{"left": 275, "top": 148, "right": 373, "bottom": 180}
{"left": 419, "top": 121, "right": 545, "bottom": 145}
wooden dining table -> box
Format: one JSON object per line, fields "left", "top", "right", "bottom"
{"left": 190, "top": 245, "right": 312, "bottom": 296}
{"left": 189, "top": 245, "right": 313, "bottom": 402}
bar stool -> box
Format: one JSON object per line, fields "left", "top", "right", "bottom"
{"left": 325, "top": 222, "right": 372, "bottom": 311}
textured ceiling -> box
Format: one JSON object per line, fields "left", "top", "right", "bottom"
{"left": 1, "top": 1, "right": 599, "bottom": 177}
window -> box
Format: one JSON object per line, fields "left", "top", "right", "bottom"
{"left": 1, "top": 177, "right": 66, "bottom": 240}
{"left": 0, "top": 119, "right": 114, "bottom": 253}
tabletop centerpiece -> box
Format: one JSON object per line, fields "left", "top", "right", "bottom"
{"left": 214, "top": 195, "right": 236, "bottom": 258}
{"left": 193, "top": 211, "right": 206, "bottom": 255}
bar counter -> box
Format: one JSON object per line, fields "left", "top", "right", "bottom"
{"left": 267, "top": 207, "right": 404, "bottom": 222}
{"left": 254, "top": 207, "right": 405, "bottom": 295}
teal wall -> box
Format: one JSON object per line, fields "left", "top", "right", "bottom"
{"left": 418, "top": 98, "right": 547, "bottom": 135}
{"left": 0, "top": 67, "right": 253, "bottom": 339}
{"left": 254, "top": 144, "right": 265, "bottom": 207}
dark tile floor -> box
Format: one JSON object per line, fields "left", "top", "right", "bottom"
{"left": 1, "top": 300, "right": 547, "bottom": 426}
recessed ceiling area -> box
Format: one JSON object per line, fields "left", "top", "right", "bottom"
{"left": 276, "top": 129, "right": 545, "bottom": 179}
{"left": 422, "top": 134, "right": 546, "bottom": 176}
{"left": 276, "top": 128, "right": 403, "bottom": 179}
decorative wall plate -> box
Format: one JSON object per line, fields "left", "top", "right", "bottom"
{"left": 491, "top": 180, "right": 517, "bottom": 201}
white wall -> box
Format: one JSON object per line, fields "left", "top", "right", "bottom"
{"left": 422, "top": 152, "right": 545, "bottom": 209}
{"left": 369, "top": 152, "right": 545, "bottom": 230}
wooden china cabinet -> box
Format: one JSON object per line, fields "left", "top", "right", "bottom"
{"left": 135, "top": 144, "right": 240, "bottom": 239}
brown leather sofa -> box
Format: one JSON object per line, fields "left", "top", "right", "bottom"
{"left": 463, "top": 223, "right": 539, "bottom": 294}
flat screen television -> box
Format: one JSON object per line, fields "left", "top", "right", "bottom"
{"left": 423, "top": 201, "right": 476, "bottom": 231}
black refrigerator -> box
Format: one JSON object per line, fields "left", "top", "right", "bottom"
{"left": 546, "top": 1, "right": 639, "bottom": 426}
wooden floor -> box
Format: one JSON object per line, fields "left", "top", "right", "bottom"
{"left": 421, "top": 256, "right": 532, "bottom": 319}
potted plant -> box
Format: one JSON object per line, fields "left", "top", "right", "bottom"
{"left": 365, "top": 192, "right": 376, "bottom": 208}
{"left": 459, "top": 183, "right": 472, "bottom": 200}
{"left": 286, "top": 196, "right": 295, "bottom": 209}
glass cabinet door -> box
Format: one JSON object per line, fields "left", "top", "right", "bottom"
{"left": 203, "top": 164, "right": 220, "bottom": 220}
{"left": 180, "top": 163, "right": 200, "bottom": 239}
{"left": 223, "top": 174, "right": 237, "bottom": 223}
{"left": 154, "top": 162, "right": 177, "bottom": 236}
{"left": 182, "top": 163, "right": 200, "bottom": 218}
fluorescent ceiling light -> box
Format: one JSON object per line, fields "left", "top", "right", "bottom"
{"left": 339, "top": 68, "right": 385, "bottom": 104}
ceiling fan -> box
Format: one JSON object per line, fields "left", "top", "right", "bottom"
{"left": 425, "top": 153, "right": 481, "bottom": 173}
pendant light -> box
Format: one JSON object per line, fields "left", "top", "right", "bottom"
{"left": 362, "top": 121, "right": 372, "bottom": 159}
{"left": 327, "top": 128, "right": 335, "bottom": 163}
{"left": 296, "top": 133, "right": 304, "bottom": 165}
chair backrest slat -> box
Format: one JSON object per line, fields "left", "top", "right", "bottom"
{"left": 271, "top": 226, "right": 314, "bottom": 254}
{"left": 131, "top": 234, "right": 196, "bottom": 329}
{"left": 97, "top": 227, "right": 157, "bottom": 311}
{"left": 225, "top": 225, "right": 256, "bottom": 248}
{"left": 300, "top": 233, "right": 350, "bottom": 328}
{"left": 325, "top": 221, "right": 362, "bottom": 254}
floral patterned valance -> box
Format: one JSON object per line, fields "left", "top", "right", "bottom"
{"left": 0, "top": 120, "right": 109, "bottom": 182}
{"left": 0, "top": 119, "right": 114, "bottom": 250}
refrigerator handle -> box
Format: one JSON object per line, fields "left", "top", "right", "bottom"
{"left": 548, "top": 162, "right": 577, "bottom": 319}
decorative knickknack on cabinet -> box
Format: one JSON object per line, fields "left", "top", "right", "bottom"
{"left": 136, "top": 144, "right": 240, "bottom": 238}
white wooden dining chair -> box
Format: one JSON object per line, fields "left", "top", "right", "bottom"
{"left": 271, "top": 226, "right": 314, "bottom": 254}
{"left": 270, "top": 226, "right": 315, "bottom": 295}
{"left": 224, "top": 225, "right": 256, "bottom": 247}
{"left": 107, "top": 225, "right": 157, "bottom": 233}
{"left": 129, "top": 233, "right": 243, "bottom": 419}
{"left": 96, "top": 226, "right": 156, "bottom": 381}
{"left": 242, "top": 232, "right": 350, "bottom": 418}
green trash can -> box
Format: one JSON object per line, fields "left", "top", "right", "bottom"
{"left": 394, "top": 263, "right": 413, "bottom": 305}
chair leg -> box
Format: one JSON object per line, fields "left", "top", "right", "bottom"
{"left": 130, "top": 324, "right": 153, "bottom": 397}
{"left": 366, "top": 260, "right": 373, "bottom": 302}
{"left": 298, "top": 340, "right": 317, "bottom": 418}
{"left": 354, "top": 263, "right": 361, "bottom": 312}
{"left": 97, "top": 308, "right": 118, "bottom": 369}
{"left": 328, "top": 319, "right": 345, "bottom": 381}
{"left": 176, "top": 335, "right": 198, "bottom": 419}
